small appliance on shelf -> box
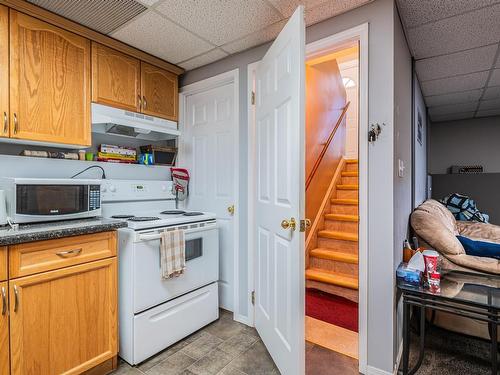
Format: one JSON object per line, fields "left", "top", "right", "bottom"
{"left": 139, "top": 145, "right": 177, "bottom": 166}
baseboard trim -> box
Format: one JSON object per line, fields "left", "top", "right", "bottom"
{"left": 365, "top": 365, "right": 392, "bottom": 375}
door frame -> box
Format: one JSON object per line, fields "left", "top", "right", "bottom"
{"left": 178, "top": 69, "right": 242, "bottom": 321}
{"left": 247, "top": 23, "right": 369, "bottom": 374}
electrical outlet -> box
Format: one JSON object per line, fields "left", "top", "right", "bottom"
{"left": 398, "top": 159, "right": 405, "bottom": 178}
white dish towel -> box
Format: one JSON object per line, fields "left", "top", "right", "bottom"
{"left": 160, "top": 229, "right": 186, "bottom": 279}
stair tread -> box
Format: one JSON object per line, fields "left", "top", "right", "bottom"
{"left": 331, "top": 198, "right": 359, "bottom": 205}
{"left": 310, "top": 248, "right": 359, "bottom": 264}
{"left": 345, "top": 159, "right": 358, "bottom": 164}
{"left": 305, "top": 268, "right": 358, "bottom": 290}
{"left": 324, "top": 213, "right": 359, "bottom": 222}
{"left": 341, "top": 171, "right": 358, "bottom": 177}
{"left": 336, "top": 184, "right": 359, "bottom": 190}
{"left": 318, "top": 230, "right": 358, "bottom": 242}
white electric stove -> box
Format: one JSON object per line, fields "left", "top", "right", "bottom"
{"left": 101, "top": 180, "right": 219, "bottom": 365}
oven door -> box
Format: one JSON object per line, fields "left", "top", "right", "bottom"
{"left": 132, "top": 222, "right": 219, "bottom": 313}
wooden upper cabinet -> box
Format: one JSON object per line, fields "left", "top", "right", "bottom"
{"left": 9, "top": 11, "right": 91, "bottom": 146}
{"left": 9, "top": 258, "right": 118, "bottom": 375}
{"left": 0, "top": 6, "right": 8, "bottom": 139}
{"left": 0, "top": 281, "right": 8, "bottom": 375}
{"left": 91, "top": 42, "right": 141, "bottom": 112}
{"left": 0, "top": 247, "right": 6, "bottom": 282}
{"left": 141, "top": 61, "right": 178, "bottom": 121}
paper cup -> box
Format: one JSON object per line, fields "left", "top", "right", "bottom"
{"left": 422, "top": 250, "right": 439, "bottom": 274}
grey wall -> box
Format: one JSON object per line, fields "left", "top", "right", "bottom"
{"left": 429, "top": 116, "right": 500, "bottom": 174}
{"left": 393, "top": 6, "right": 413, "bottom": 367}
{"left": 414, "top": 76, "right": 428, "bottom": 206}
{"left": 182, "top": 0, "right": 398, "bottom": 373}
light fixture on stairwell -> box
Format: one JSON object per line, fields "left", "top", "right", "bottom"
{"left": 342, "top": 77, "right": 356, "bottom": 88}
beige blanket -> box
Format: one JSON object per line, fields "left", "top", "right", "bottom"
{"left": 160, "top": 229, "right": 186, "bottom": 279}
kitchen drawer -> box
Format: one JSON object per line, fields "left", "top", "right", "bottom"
{"left": 9, "top": 232, "right": 116, "bottom": 278}
{"left": 0, "top": 247, "right": 6, "bottom": 281}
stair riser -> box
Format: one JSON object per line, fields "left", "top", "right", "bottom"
{"left": 345, "top": 163, "right": 358, "bottom": 172}
{"left": 317, "top": 238, "right": 358, "bottom": 253}
{"left": 306, "top": 280, "right": 358, "bottom": 303}
{"left": 341, "top": 176, "right": 358, "bottom": 185}
{"left": 324, "top": 220, "right": 358, "bottom": 233}
{"left": 337, "top": 190, "right": 358, "bottom": 199}
{"left": 309, "top": 257, "right": 358, "bottom": 276}
{"left": 329, "top": 204, "right": 358, "bottom": 215}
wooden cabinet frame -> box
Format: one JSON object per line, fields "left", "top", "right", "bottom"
{"left": 0, "top": 5, "right": 8, "bottom": 138}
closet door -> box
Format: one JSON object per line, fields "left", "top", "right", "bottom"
{"left": 0, "top": 6, "right": 8, "bottom": 138}
{"left": 91, "top": 42, "right": 141, "bottom": 112}
{"left": 141, "top": 61, "right": 178, "bottom": 121}
{"left": 10, "top": 11, "right": 91, "bottom": 146}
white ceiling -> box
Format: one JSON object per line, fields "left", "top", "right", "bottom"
{"left": 27, "top": 0, "right": 372, "bottom": 71}
{"left": 397, "top": 0, "right": 500, "bottom": 122}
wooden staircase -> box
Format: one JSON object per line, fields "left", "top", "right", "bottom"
{"left": 306, "top": 159, "right": 359, "bottom": 302}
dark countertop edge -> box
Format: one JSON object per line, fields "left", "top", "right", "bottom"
{"left": 0, "top": 221, "right": 128, "bottom": 246}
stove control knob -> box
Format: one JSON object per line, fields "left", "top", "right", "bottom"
{"left": 109, "top": 185, "right": 117, "bottom": 193}
{"left": 161, "top": 185, "right": 167, "bottom": 191}
{"left": 101, "top": 186, "right": 107, "bottom": 193}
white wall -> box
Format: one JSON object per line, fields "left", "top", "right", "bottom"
{"left": 414, "top": 76, "right": 428, "bottom": 206}
{"left": 339, "top": 60, "right": 359, "bottom": 159}
{"left": 429, "top": 116, "right": 500, "bottom": 174}
{"left": 182, "top": 0, "right": 398, "bottom": 373}
{"left": 393, "top": 7, "right": 413, "bottom": 368}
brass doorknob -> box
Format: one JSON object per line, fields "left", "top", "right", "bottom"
{"left": 281, "top": 217, "right": 297, "bottom": 231}
{"left": 227, "top": 205, "right": 235, "bottom": 215}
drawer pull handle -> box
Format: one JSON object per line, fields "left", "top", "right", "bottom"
{"left": 13, "top": 113, "right": 18, "bottom": 134}
{"left": 1, "top": 287, "right": 6, "bottom": 315}
{"left": 138, "top": 95, "right": 142, "bottom": 109}
{"left": 143, "top": 96, "right": 147, "bottom": 109}
{"left": 3, "top": 111, "right": 7, "bottom": 134}
{"left": 56, "top": 248, "right": 83, "bottom": 257}
{"left": 14, "top": 285, "right": 19, "bottom": 313}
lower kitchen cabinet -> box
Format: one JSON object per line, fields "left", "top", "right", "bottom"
{"left": 9, "top": 258, "right": 117, "bottom": 375}
{"left": 0, "top": 281, "right": 9, "bottom": 375}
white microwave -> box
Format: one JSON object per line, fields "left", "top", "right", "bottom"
{"left": 0, "top": 178, "right": 102, "bottom": 224}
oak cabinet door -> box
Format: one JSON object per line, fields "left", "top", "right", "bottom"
{"left": 0, "top": 6, "right": 8, "bottom": 138}
{"left": 0, "top": 281, "right": 8, "bottom": 375}
{"left": 91, "top": 42, "right": 141, "bottom": 112}
{"left": 9, "top": 258, "right": 117, "bottom": 375}
{"left": 0, "top": 247, "right": 6, "bottom": 282}
{"left": 141, "top": 61, "right": 178, "bottom": 121}
{"left": 9, "top": 11, "right": 91, "bottom": 146}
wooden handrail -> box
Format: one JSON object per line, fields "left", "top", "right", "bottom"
{"left": 306, "top": 102, "right": 350, "bottom": 190}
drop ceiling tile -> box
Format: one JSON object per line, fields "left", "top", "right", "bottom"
{"left": 220, "top": 20, "right": 287, "bottom": 55}
{"left": 431, "top": 112, "right": 476, "bottom": 122}
{"left": 155, "top": 0, "right": 282, "bottom": 46}
{"left": 478, "top": 98, "right": 500, "bottom": 110}
{"left": 420, "top": 71, "right": 489, "bottom": 96}
{"left": 267, "top": 0, "right": 329, "bottom": 18}
{"left": 178, "top": 48, "right": 229, "bottom": 71}
{"left": 476, "top": 108, "right": 500, "bottom": 117}
{"left": 489, "top": 69, "right": 500, "bottom": 86}
{"left": 27, "top": 0, "right": 147, "bottom": 34}
{"left": 111, "top": 11, "right": 213, "bottom": 64}
{"left": 396, "top": 0, "right": 500, "bottom": 29}
{"left": 428, "top": 102, "right": 478, "bottom": 117}
{"left": 483, "top": 86, "right": 500, "bottom": 100}
{"left": 415, "top": 45, "right": 497, "bottom": 81}
{"left": 425, "top": 89, "right": 483, "bottom": 107}
{"left": 305, "top": 0, "right": 373, "bottom": 25}
{"left": 407, "top": 4, "right": 500, "bottom": 59}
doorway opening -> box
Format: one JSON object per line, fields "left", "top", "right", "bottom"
{"left": 304, "top": 41, "right": 361, "bottom": 367}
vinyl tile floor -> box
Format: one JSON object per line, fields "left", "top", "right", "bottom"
{"left": 113, "top": 309, "right": 280, "bottom": 375}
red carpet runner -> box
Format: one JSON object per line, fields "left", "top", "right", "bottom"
{"left": 306, "top": 288, "right": 358, "bottom": 332}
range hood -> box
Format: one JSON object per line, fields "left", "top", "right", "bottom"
{"left": 91, "top": 103, "right": 180, "bottom": 141}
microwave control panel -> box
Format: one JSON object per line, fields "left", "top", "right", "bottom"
{"left": 89, "top": 185, "right": 101, "bottom": 211}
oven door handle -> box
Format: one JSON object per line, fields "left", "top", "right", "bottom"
{"left": 137, "top": 225, "right": 217, "bottom": 242}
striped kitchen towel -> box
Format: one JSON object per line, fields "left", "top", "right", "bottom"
{"left": 160, "top": 229, "right": 186, "bottom": 279}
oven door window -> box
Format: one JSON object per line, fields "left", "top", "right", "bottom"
{"left": 16, "top": 185, "right": 88, "bottom": 216}
{"left": 185, "top": 238, "right": 203, "bottom": 261}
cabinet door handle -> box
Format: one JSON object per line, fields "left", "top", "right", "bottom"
{"left": 13, "top": 285, "right": 19, "bottom": 313}
{"left": 13, "top": 113, "right": 18, "bottom": 134}
{"left": 56, "top": 248, "right": 82, "bottom": 257}
{"left": 1, "top": 287, "right": 6, "bottom": 316}
{"left": 3, "top": 111, "right": 7, "bottom": 134}
{"left": 138, "top": 95, "right": 142, "bottom": 110}
{"left": 143, "top": 96, "right": 147, "bottom": 109}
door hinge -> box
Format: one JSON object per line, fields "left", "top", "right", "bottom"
{"left": 251, "top": 91, "right": 255, "bottom": 105}
{"left": 251, "top": 291, "right": 255, "bottom": 305}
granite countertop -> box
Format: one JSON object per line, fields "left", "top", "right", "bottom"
{"left": 0, "top": 217, "right": 128, "bottom": 246}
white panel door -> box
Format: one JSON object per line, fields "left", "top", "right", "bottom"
{"left": 254, "top": 6, "right": 305, "bottom": 375}
{"left": 182, "top": 82, "right": 236, "bottom": 311}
